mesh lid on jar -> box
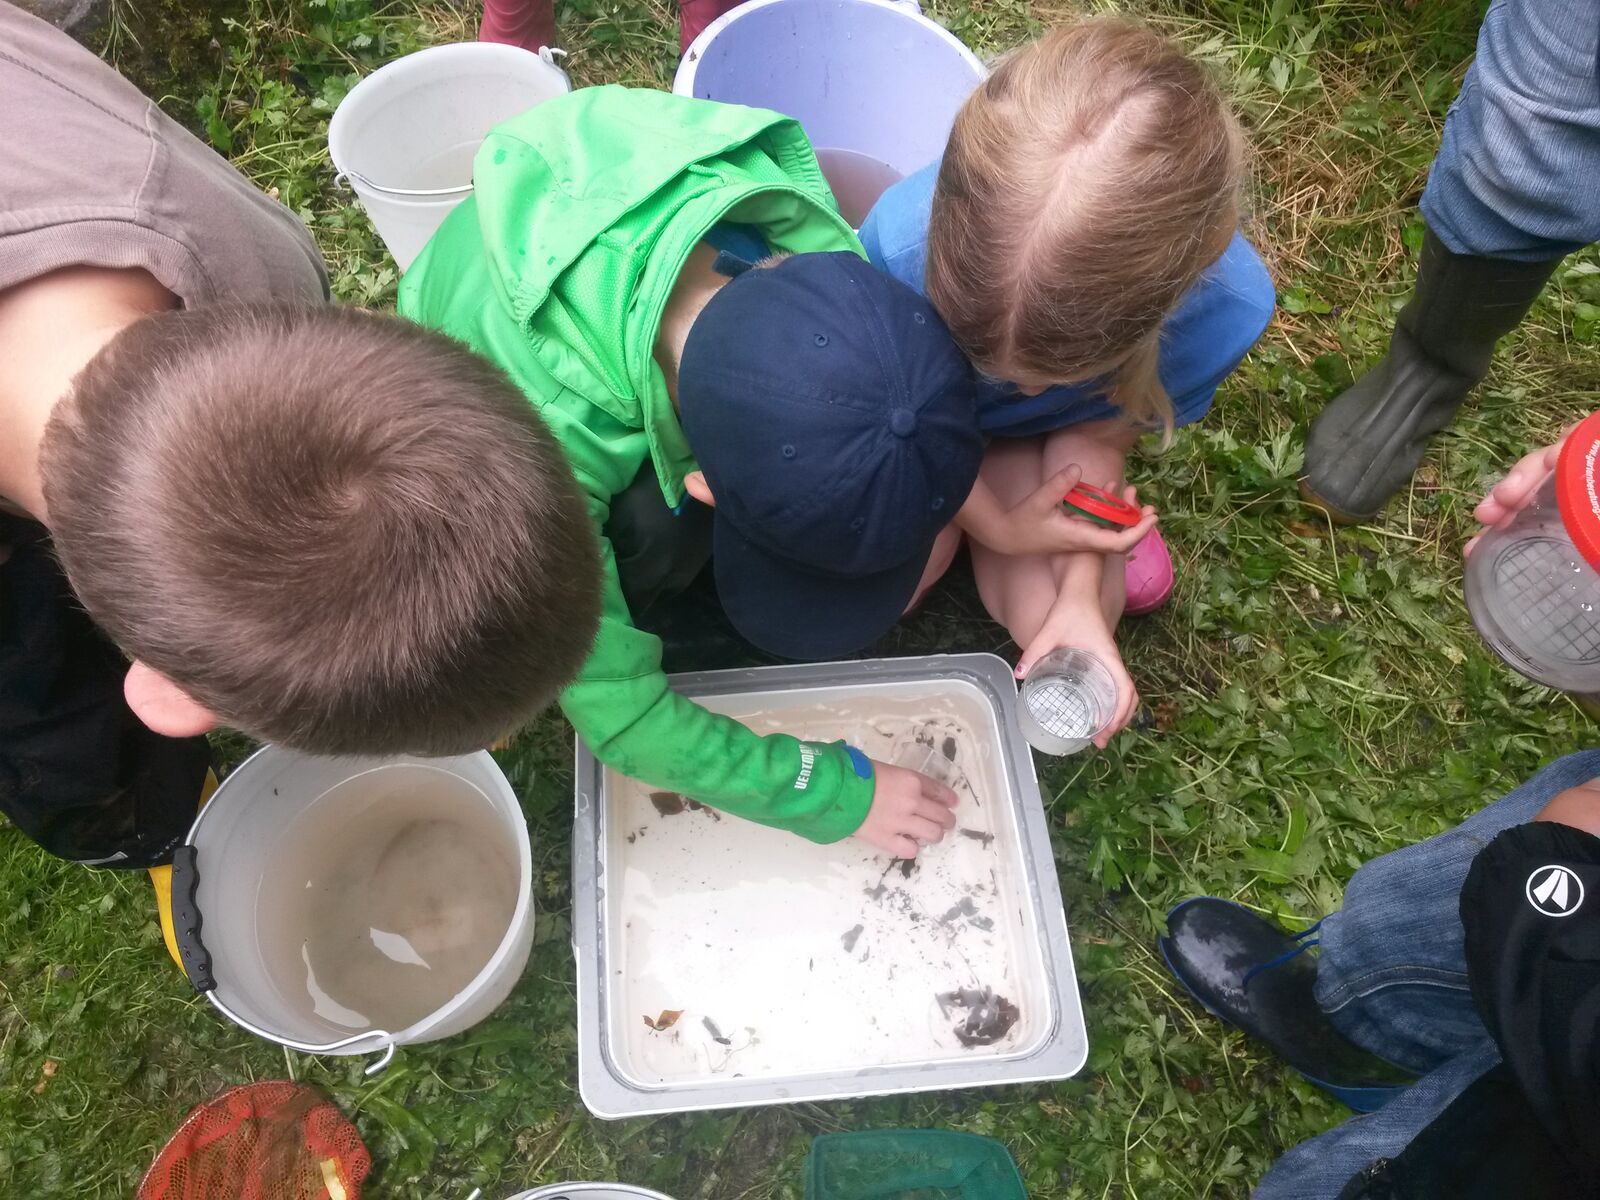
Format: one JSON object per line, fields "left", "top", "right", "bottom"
{"left": 1556, "top": 411, "right": 1600, "bottom": 570}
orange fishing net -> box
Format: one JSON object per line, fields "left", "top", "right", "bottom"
{"left": 137, "top": 1082, "right": 371, "bottom": 1200}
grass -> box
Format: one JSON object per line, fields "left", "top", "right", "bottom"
{"left": 4, "top": 0, "right": 1597, "bottom": 1195}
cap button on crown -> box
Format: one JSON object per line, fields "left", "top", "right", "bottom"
{"left": 889, "top": 408, "right": 918, "bottom": 438}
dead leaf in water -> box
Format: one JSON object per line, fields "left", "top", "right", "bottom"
{"left": 643, "top": 1009, "right": 684, "bottom": 1031}
{"left": 649, "top": 792, "right": 687, "bottom": 817}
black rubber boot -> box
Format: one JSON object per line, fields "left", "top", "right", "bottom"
{"left": 1160, "top": 898, "right": 1417, "bottom": 1112}
{"left": 1302, "top": 229, "right": 1561, "bottom": 523}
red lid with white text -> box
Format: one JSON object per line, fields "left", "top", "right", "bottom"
{"left": 1556, "top": 411, "right": 1600, "bottom": 570}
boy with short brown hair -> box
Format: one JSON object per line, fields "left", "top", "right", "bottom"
{"left": 1, "top": 1, "right": 599, "bottom": 867}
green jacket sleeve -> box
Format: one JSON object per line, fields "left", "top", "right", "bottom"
{"left": 558, "top": 473, "right": 874, "bottom": 844}
{"left": 396, "top": 89, "right": 876, "bottom": 843}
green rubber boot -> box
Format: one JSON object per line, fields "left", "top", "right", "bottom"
{"left": 1302, "top": 228, "right": 1562, "bottom": 523}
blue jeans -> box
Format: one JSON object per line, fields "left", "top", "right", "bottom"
{"left": 1424, "top": 0, "right": 1600, "bottom": 261}
{"left": 1254, "top": 749, "right": 1600, "bottom": 1198}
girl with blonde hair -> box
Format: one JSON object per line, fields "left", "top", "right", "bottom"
{"left": 862, "top": 17, "right": 1274, "bottom": 741}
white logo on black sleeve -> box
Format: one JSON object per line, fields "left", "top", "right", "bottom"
{"left": 1526, "top": 865, "right": 1585, "bottom": 918}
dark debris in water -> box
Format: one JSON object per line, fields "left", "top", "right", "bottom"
{"left": 940, "top": 896, "right": 979, "bottom": 924}
{"left": 649, "top": 792, "right": 686, "bottom": 816}
{"left": 649, "top": 792, "right": 722, "bottom": 820}
{"left": 958, "top": 827, "right": 995, "bottom": 848}
{"left": 936, "top": 987, "right": 1020, "bottom": 1047}
{"left": 867, "top": 858, "right": 918, "bottom": 903}
{"left": 841, "top": 924, "right": 864, "bottom": 953}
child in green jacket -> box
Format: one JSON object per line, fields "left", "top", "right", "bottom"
{"left": 400, "top": 87, "right": 982, "bottom": 858}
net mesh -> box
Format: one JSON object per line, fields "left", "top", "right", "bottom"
{"left": 805, "top": 1130, "right": 1027, "bottom": 1200}
{"left": 1024, "top": 679, "right": 1098, "bottom": 739}
{"left": 137, "top": 1082, "right": 371, "bottom": 1200}
{"left": 1491, "top": 536, "right": 1600, "bottom": 665}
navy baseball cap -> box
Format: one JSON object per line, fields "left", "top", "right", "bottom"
{"left": 678, "top": 251, "right": 981, "bottom": 660}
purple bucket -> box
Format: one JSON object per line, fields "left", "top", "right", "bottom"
{"left": 673, "top": 0, "right": 985, "bottom": 224}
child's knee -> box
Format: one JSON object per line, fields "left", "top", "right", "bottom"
{"left": 1534, "top": 781, "right": 1600, "bottom": 838}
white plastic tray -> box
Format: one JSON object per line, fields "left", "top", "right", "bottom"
{"left": 572, "top": 654, "right": 1086, "bottom": 1118}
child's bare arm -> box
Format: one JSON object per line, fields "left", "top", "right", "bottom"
{"left": 1012, "top": 548, "right": 1141, "bottom": 747}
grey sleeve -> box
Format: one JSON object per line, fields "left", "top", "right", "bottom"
{"left": 0, "top": 0, "right": 329, "bottom": 305}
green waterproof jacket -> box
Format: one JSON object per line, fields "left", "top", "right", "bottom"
{"left": 399, "top": 86, "right": 876, "bottom": 843}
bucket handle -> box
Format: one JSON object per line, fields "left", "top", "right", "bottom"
{"left": 170, "top": 845, "right": 216, "bottom": 991}
{"left": 171, "top": 845, "right": 398, "bottom": 1076}
{"left": 333, "top": 45, "right": 569, "bottom": 199}
{"left": 333, "top": 168, "right": 473, "bottom": 200}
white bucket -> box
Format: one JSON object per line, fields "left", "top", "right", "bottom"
{"left": 674, "top": 0, "right": 984, "bottom": 223}
{"left": 327, "top": 42, "right": 570, "bottom": 271}
{"left": 507, "top": 1187, "right": 678, "bottom": 1200}
{"left": 170, "top": 746, "right": 534, "bottom": 1074}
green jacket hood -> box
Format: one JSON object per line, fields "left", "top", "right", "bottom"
{"left": 397, "top": 87, "right": 878, "bottom": 845}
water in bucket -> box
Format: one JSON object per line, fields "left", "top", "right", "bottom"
{"left": 328, "top": 43, "right": 570, "bottom": 271}
{"left": 256, "top": 765, "right": 518, "bottom": 1033}
{"left": 814, "top": 147, "right": 903, "bottom": 228}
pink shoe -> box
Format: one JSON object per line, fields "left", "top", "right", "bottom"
{"left": 1123, "top": 527, "right": 1174, "bottom": 617}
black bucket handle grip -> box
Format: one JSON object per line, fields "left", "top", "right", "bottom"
{"left": 170, "top": 845, "right": 216, "bottom": 992}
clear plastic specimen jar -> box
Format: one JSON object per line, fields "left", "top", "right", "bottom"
{"left": 1466, "top": 411, "right": 1600, "bottom": 693}
{"left": 1016, "top": 647, "right": 1118, "bottom": 755}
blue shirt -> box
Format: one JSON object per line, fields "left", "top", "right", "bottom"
{"left": 860, "top": 162, "right": 1277, "bottom": 438}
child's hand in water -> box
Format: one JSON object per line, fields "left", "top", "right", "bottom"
{"left": 856, "top": 762, "right": 959, "bottom": 859}
{"left": 1465, "top": 430, "right": 1573, "bottom": 557}
{"left": 995, "top": 466, "right": 1157, "bottom": 558}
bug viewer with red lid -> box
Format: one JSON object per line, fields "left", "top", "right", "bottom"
{"left": 1466, "top": 411, "right": 1600, "bottom": 695}
{"left": 1062, "top": 482, "right": 1147, "bottom": 529}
